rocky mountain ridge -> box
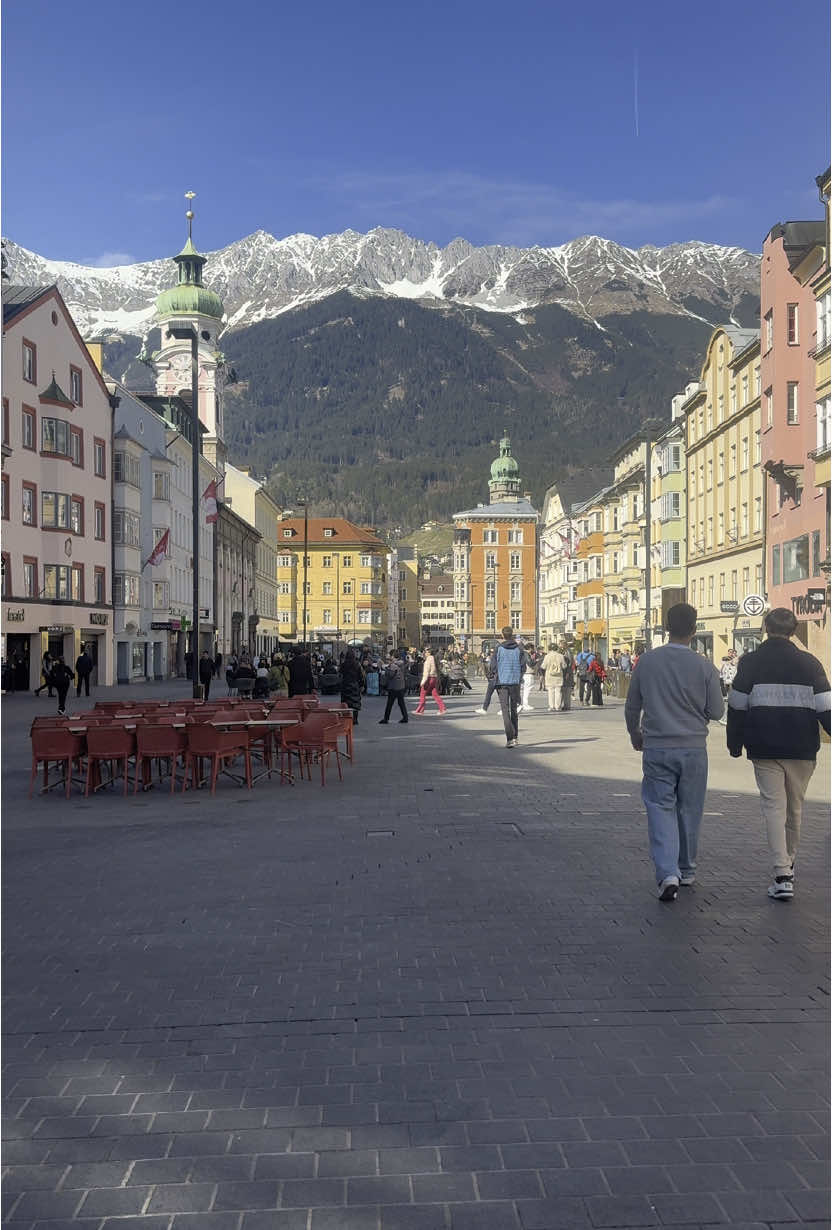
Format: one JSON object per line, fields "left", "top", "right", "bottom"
{"left": 2, "top": 227, "right": 760, "bottom": 338}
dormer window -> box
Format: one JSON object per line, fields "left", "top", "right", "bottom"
{"left": 323, "top": 527, "right": 334, "bottom": 537}
{"left": 283, "top": 528, "right": 295, "bottom": 538}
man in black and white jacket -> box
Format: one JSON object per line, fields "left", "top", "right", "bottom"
{"left": 727, "top": 607, "right": 831, "bottom": 900}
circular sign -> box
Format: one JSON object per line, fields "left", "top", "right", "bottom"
{"left": 742, "top": 594, "right": 765, "bottom": 617}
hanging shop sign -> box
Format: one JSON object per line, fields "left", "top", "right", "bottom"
{"left": 719, "top": 601, "right": 739, "bottom": 614}
{"left": 791, "top": 589, "right": 827, "bottom": 617}
{"left": 741, "top": 594, "right": 765, "bottom": 617}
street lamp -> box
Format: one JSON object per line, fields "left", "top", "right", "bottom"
{"left": 296, "top": 493, "right": 309, "bottom": 649}
{"left": 168, "top": 323, "right": 201, "bottom": 698}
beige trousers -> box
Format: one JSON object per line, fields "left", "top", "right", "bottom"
{"left": 752, "top": 758, "right": 816, "bottom": 877}
{"left": 547, "top": 683, "right": 562, "bottom": 710}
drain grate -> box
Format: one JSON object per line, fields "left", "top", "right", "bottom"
{"left": 366, "top": 829, "right": 396, "bottom": 838}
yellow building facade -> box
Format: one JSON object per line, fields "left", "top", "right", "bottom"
{"left": 275, "top": 516, "right": 389, "bottom": 647}
{"left": 683, "top": 327, "right": 764, "bottom": 659}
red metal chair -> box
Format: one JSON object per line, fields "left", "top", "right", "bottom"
{"left": 29, "top": 728, "right": 86, "bottom": 798}
{"left": 85, "top": 726, "right": 136, "bottom": 797}
{"left": 295, "top": 713, "right": 343, "bottom": 786}
{"left": 318, "top": 705, "right": 355, "bottom": 762}
{"left": 182, "top": 723, "right": 252, "bottom": 794}
{"left": 134, "top": 724, "right": 186, "bottom": 794}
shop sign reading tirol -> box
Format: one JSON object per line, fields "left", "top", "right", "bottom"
{"left": 791, "top": 588, "right": 827, "bottom": 617}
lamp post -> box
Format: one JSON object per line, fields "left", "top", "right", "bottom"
{"left": 169, "top": 323, "right": 201, "bottom": 697}
{"left": 296, "top": 493, "right": 309, "bottom": 649}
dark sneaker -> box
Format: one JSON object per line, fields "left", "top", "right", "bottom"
{"left": 378, "top": 720, "right": 389, "bottom": 724}
{"left": 658, "top": 876, "right": 679, "bottom": 901}
{"left": 768, "top": 877, "right": 794, "bottom": 900}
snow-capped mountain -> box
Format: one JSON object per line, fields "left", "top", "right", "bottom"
{"left": 2, "top": 228, "right": 759, "bottom": 339}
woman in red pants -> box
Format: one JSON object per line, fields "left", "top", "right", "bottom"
{"left": 414, "top": 646, "right": 447, "bottom": 715}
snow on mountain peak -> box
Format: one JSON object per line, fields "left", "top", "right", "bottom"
{"left": 1, "top": 226, "right": 760, "bottom": 338}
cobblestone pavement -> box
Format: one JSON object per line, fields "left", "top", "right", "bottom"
{"left": 3, "top": 682, "right": 830, "bottom": 1229}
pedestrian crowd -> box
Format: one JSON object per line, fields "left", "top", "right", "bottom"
{"left": 13, "top": 607, "right": 830, "bottom": 906}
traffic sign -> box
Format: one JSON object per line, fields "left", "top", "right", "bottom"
{"left": 742, "top": 594, "right": 765, "bottom": 617}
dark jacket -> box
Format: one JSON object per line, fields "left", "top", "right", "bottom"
{"left": 75, "top": 652, "right": 92, "bottom": 677}
{"left": 340, "top": 660, "right": 364, "bottom": 709}
{"left": 51, "top": 663, "right": 75, "bottom": 691}
{"left": 288, "top": 654, "right": 314, "bottom": 694}
{"left": 383, "top": 660, "right": 405, "bottom": 692}
{"left": 727, "top": 637, "right": 831, "bottom": 761}
{"left": 198, "top": 655, "right": 214, "bottom": 684}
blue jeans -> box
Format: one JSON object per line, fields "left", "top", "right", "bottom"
{"left": 641, "top": 748, "right": 709, "bottom": 885}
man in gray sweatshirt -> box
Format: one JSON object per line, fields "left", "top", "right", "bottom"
{"left": 625, "top": 603, "right": 724, "bottom": 900}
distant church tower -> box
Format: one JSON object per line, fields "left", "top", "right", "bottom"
{"left": 152, "top": 193, "right": 227, "bottom": 470}
{"left": 488, "top": 433, "right": 522, "bottom": 503}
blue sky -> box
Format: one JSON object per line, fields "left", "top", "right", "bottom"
{"left": 2, "top": 0, "right": 829, "bottom": 264}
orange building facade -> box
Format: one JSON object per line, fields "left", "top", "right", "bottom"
{"left": 452, "top": 436, "right": 539, "bottom": 654}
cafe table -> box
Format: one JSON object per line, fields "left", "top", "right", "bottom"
{"left": 209, "top": 717, "right": 298, "bottom": 785}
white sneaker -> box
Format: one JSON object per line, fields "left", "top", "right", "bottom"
{"left": 474, "top": 707, "right": 488, "bottom": 715}
{"left": 768, "top": 877, "right": 794, "bottom": 900}
{"left": 658, "top": 876, "right": 679, "bottom": 901}
{"left": 679, "top": 874, "right": 695, "bottom": 887}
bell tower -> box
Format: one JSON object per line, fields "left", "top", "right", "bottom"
{"left": 151, "top": 193, "right": 228, "bottom": 471}
{"left": 488, "top": 432, "right": 522, "bottom": 503}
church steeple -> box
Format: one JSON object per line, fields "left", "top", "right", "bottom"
{"left": 152, "top": 193, "right": 227, "bottom": 470}
{"left": 488, "top": 432, "right": 521, "bottom": 503}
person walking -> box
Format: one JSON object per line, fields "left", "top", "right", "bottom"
{"left": 413, "top": 646, "right": 447, "bottom": 716}
{"left": 726, "top": 607, "right": 831, "bottom": 901}
{"left": 519, "top": 643, "right": 535, "bottom": 713}
{"left": 214, "top": 650, "right": 223, "bottom": 679}
{"left": 541, "top": 644, "right": 565, "bottom": 711}
{"left": 588, "top": 654, "right": 606, "bottom": 706}
{"left": 34, "top": 650, "right": 54, "bottom": 697}
{"left": 576, "top": 650, "right": 593, "bottom": 704}
{"left": 717, "top": 649, "right": 738, "bottom": 725}
{"left": 198, "top": 650, "right": 214, "bottom": 701}
{"left": 625, "top": 603, "right": 724, "bottom": 901}
{"left": 560, "top": 645, "right": 575, "bottom": 711}
{"left": 339, "top": 649, "right": 365, "bottom": 725}
{"left": 474, "top": 657, "right": 498, "bottom": 715}
{"left": 489, "top": 625, "right": 524, "bottom": 747}
{"left": 379, "top": 653, "right": 408, "bottom": 724}
{"left": 75, "top": 645, "right": 93, "bottom": 698}
{"left": 288, "top": 649, "right": 315, "bottom": 697}
{"left": 51, "top": 657, "right": 75, "bottom": 716}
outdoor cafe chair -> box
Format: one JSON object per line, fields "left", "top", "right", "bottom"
{"left": 317, "top": 704, "right": 355, "bottom": 761}
{"left": 29, "top": 727, "right": 86, "bottom": 799}
{"left": 85, "top": 726, "right": 136, "bottom": 797}
{"left": 182, "top": 723, "right": 252, "bottom": 794}
{"left": 134, "top": 724, "right": 187, "bottom": 794}
{"left": 295, "top": 713, "right": 343, "bottom": 787}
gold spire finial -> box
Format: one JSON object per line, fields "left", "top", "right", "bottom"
{"left": 185, "top": 190, "right": 196, "bottom": 239}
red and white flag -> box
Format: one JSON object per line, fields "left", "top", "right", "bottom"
{"left": 144, "top": 528, "right": 170, "bottom": 570}
{"left": 202, "top": 480, "right": 219, "bottom": 524}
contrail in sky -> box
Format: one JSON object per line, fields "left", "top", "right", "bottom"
{"left": 633, "top": 49, "right": 640, "bottom": 138}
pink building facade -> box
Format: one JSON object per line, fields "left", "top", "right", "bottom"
{"left": 2, "top": 286, "right": 114, "bottom": 688}
{"left": 760, "top": 221, "right": 828, "bottom": 667}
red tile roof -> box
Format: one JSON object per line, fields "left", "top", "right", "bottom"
{"left": 276, "top": 517, "right": 387, "bottom": 549}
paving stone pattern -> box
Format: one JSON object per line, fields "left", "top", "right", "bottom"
{"left": 3, "top": 681, "right": 830, "bottom": 1227}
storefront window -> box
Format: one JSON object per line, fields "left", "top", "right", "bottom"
{"left": 132, "top": 644, "right": 145, "bottom": 675}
